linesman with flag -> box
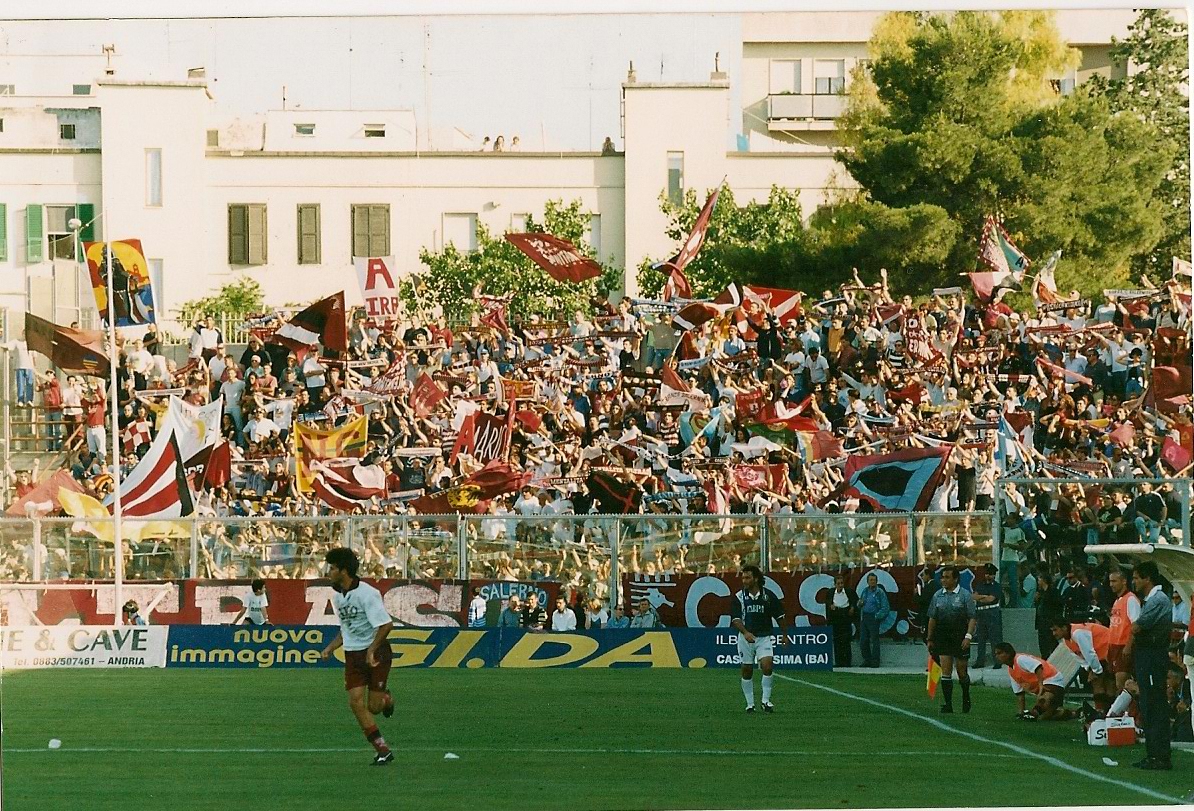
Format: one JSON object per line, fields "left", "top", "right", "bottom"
{"left": 926, "top": 565, "right": 978, "bottom": 714}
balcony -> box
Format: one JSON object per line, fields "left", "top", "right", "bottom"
{"left": 766, "top": 93, "right": 845, "bottom": 131}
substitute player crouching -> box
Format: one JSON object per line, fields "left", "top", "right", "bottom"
{"left": 320, "top": 548, "right": 397, "bottom": 766}
{"left": 732, "top": 565, "right": 787, "bottom": 714}
{"left": 994, "top": 643, "right": 1075, "bottom": 721}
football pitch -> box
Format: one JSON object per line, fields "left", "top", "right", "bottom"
{"left": 2, "top": 668, "right": 1191, "bottom": 810}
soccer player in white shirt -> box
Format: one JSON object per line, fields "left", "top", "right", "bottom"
{"left": 319, "top": 548, "right": 396, "bottom": 766}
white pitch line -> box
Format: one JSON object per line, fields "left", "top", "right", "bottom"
{"left": 3, "top": 745, "right": 1030, "bottom": 758}
{"left": 777, "top": 674, "right": 1185, "bottom": 806}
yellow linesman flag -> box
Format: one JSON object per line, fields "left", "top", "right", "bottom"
{"left": 293, "top": 416, "right": 368, "bottom": 492}
{"left": 927, "top": 654, "right": 943, "bottom": 699}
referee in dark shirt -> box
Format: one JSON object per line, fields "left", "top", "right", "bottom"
{"left": 1131, "top": 561, "right": 1173, "bottom": 770}
{"left": 926, "top": 565, "right": 978, "bottom": 713}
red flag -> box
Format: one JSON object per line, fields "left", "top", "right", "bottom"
{"left": 201, "top": 441, "right": 232, "bottom": 489}
{"left": 368, "top": 361, "right": 406, "bottom": 397}
{"left": 811, "top": 431, "right": 844, "bottom": 462}
{"left": 24, "top": 312, "right": 110, "bottom": 377}
{"left": 505, "top": 233, "right": 602, "bottom": 283}
{"left": 1161, "top": 437, "right": 1192, "bottom": 472}
{"left": 410, "top": 372, "right": 448, "bottom": 418}
{"left": 449, "top": 413, "right": 477, "bottom": 465}
{"left": 735, "top": 389, "right": 766, "bottom": 422}
{"left": 6, "top": 470, "right": 83, "bottom": 517}
{"left": 660, "top": 364, "right": 690, "bottom": 393}
{"left": 1037, "top": 357, "right": 1093, "bottom": 387}
{"left": 732, "top": 463, "right": 787, "bottom": 492}
{"left": 274, "top": 292, "right": 347, "bottom": 353}
{"left": 660, "top": 187, "right": 720, "bottom": 275}
{"left": 1107, "top": 422, "right": 1135, "bottom": 448}
{"left": 451, "top": 412, "right": 509, "bottom": 465}
{"left": 514, "top": 409, "right": 542, "bottom": 433}
{"left": 662, "top": 267, "right": 692, "bottom": 302}
{"left": 673, "top": 302, "right": 723, "bottom": 332}
{"left": 478, "top": 295, "right": 511, "bottom": 335}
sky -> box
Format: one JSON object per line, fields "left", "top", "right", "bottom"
{"left": 0, "top": 12, "right": 743, "bottom": 151}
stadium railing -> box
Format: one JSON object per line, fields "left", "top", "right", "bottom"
{"left": 0, "top": 511, "right": 1000, "bottom": 603}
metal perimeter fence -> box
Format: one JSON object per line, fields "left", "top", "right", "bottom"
{"left": 1, "top": 512, "right": 998, "bottom": 605}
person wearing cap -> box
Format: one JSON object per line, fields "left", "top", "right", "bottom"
{"left": 970, "top": 563, "right": 1004, "bottom": 669}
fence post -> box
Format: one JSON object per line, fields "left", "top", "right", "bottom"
{"left": 32, "top": 518, "right": 42, "bottom": 580}
{"left": 190, "top": 519, "right": 199, "bottom": 578}
{"left": 610, "top": 517, "right": 621, "bottom": 609}
{"left": 905, "top": 514, "right": 916, "bottom": 567}
{"left": 990, "top": 508, "right": 1001, "bottom": 563}
{"left": 761, "top": 515, "right": 770, "bottom": 571}
{"left": 457, "top": 517, "right": 467, "bottom": 581}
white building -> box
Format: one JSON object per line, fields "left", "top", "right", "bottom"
{"left": 0, "top": 10, "right": 1143, "bottom": 334}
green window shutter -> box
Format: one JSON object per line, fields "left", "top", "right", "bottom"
{"left": 247, "top": 204, "right": 267, "bottom": 265}
{"left": 228, "top": 204, "right": 248, "bottom": 264}
{"left": 25, "top": 204, "right": 43, "bottom": 263}
{"left": 297, "top": 204, "right": 320, "bottom": 264}
{"left": 369, "top": 204, "right": 390, "bottom": 256}
{"left": 0, "top": 203, "right": 7, "bottom": 262}
{"left": 76, "top": 203, "right": 96, "bottom": 242}
{"left": 352, "top": 205, "right": 369, "bottom": 258}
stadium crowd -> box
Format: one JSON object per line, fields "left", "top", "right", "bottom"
{"left": 3, "top": 263, "right": 1192, "bottom": 594}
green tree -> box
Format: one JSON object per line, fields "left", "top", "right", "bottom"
{"left": 1097, "top": 9, "right": 1191, "bottom": 277}
{"left": 408, "top": 199, "right": 620, "bottom": 320}
{"left": 179, "top": 277, "right": 265, "bottom": 324}
{"left": 636, "top": 185, "right": 811, "bottom": 298}
{"left": 837, "top": 10, "right": 1171, "bottom": 293}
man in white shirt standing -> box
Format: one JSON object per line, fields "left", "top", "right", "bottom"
{"left": 319, "top": 548, "right": 396, "bottom": 766}
{"left": 467, "top": 586, "right": 488, "bottom": 628}
{"left": 551, "top": 596, "right": 578, "bottom": 631}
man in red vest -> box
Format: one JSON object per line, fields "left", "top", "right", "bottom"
{"left": 994, "top": 642, "right": 1075, "bottom": 721}
{"left": 1052, "top": 620, "right": 1115, "bottom": 713}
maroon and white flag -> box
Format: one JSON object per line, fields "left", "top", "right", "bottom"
{"left": 106, "top": 427, "right": 194, "bottom": 518}
{"left": 505, "top": 233, "right": 602, "bottom": 283}
{"left": 478, "top": 294, "right": 511, "bottom": 335}
{"left": 658, "top": 187, "right": 720, "bottom": 275}
{"left": 274, "top": 291, "right": 348, "bottom": 353}
{"left": 368, "top": 360, "right": 407, "bottom": 397}
{"left": 662, "top": 267, "right": 692, "bottom": 302}
{"left": 311, "top": 459, "right": 387, "bottom": 512}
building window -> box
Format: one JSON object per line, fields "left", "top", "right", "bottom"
{"left": 768, "top": 59, "right": 802, "bottom": 95}
{"left": 585, "top": 214, "right": 602, "bottom": 256}
{"left": 1051, "top": 74, "right": 1076, "bottom": 95}
{"left": 72, "top": 84, "right": 91, "bottom": 95}
{"left": 294, "top": 123, "right": 316, "bottom": 137}
{"left": 206, "top": 129, "right": 220, "bottom": 148}
{"left": 145, "top": 149, "right": 162, "bottom": 207}
{"left": 228, "top": 204, "right": 268, "bottom": 265}
{"left": 148, "top": 259, "right": 164, "bottom": 313}
{"left": 24, "top": 205, "right": 44, "bottom": 263}
{"left": 509, "top": 213, "right": 530, "bottom": 233}
{"left": 0, "top": 85, "right": 14, "bottom": 95}
{"left": 0, "top": 118, "right": 5, "bottom": 133}
{"left": 351, "top": 204, "right": 390, "bottom": 257}
{"left": 59, "top": 123, "right": 76, "bottom": 140}
{"left": 46, "top": 205, "right": 77, "bottom": 261}
{"left": 364, "top": 124, "right": 386, "bottom": 139}
{"left": 814, "top": 60, "right": 846, "bottom": 94}
{"left": 0, "top": 203, "right": 7, "bottom": 262}
{"left": 667, "top": 152, "right": 684, "bottom": 206}
{"left": 442, "top": 213, "right": 478, "bottom": 252}
{"left": 297, "top": 204, "right": 321, "bottom": 264}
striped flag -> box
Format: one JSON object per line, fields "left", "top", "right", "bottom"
{"left": 107, "top": 427, "right": 194, "bottom": 518}
{"left": 310, "top": 459, "right": 386, "bottom": 512}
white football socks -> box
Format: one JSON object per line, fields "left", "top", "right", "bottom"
{"left": 762, "top": 674, "right": 774, "bottom": 704}
{"left": 741, "top": 678, "right": 755, "bottom": 707}
{"left": 1108, "top": 689, "right": 1132, "bottom": 717}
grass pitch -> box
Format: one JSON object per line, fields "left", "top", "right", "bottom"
{"left": 2, "top": 668, "right": 1191, "bottom": 810}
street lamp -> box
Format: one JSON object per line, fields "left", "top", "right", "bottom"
{"left": 69, "top": 212, "right": 126, "bottom": 623}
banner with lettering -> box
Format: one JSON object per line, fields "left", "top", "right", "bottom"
{"left": 354, "top": 256, "right": 402, "bottom": 322}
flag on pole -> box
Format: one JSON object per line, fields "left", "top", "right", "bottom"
{"left": 1031, "top": 250, "right": 1062, "bottom": 307}
{"left": 927, "top": 655, "right": 943, "bottom": 698}
{"left": 842, "top": 447, "right": 951, "bottom": 512}
{"left": 274, "top": 291, "right": 348, "bottom": 353}
{"left": 1173, "top": 257, "right": 1193, "bottom": 279}
{"left": 970, "top": 216, "right": 1030, "bottom": 303}
{"left": 661, "top": 267, "right": 693, "bottom": 302}
{"left": 658, "top": 187, "right": 720, "bottom": 276}
{"left": 505, "top": 233, "right": 603, "bottom": 283}
{"left": 24, "top": 313, "right": 110, "bottom": 377}
{"left": 82, "top": 238, "right": 156, "bottom": 326}
{"left": 106, "top": 427, "right": 195, "bottom": 518}
{"left": 310, "top": 459, "right": 386, "bottom": 511}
